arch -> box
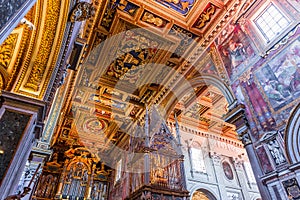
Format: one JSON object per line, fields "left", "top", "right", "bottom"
{"left": 189, "top": 75, "right": 236, "bottom": 105}
{"left": 285, "top": 102, "right": 300, "bottom": 164}
{"left": 164, "top": 74, "right": 236, "bottom": 116}
{"left": 192, "top": 188, "right": 218, "bottom": 200}
{"left": 189, "top": 184, "right": 219, "bottom": 200}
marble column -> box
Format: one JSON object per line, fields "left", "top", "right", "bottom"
{"left": 0, "top": 91, "right": 46, "bottom": 199}
{"left": 224, "top": 104, "right": 272, "bottom": 200}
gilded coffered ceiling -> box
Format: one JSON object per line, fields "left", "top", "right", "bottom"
{"left": 0, "top": 0, "right": 249, "bottom": 153}
{"left": 61, "top": 0, "right": 249, "bottom": 151}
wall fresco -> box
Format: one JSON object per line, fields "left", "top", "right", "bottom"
{"left": 255, "top": 38, "right": 300, "bottom": 111}
{"left": 215, "top": 22, "right": 256, "bottom": 81}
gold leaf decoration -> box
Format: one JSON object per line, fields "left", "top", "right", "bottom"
{"left": 24, "top": 0, "right": 60, "bottom": 91}
{"left": 0, "top": 34, "right": 18, "bottom": 70}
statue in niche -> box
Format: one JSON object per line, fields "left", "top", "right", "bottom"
{"left": 267, "top": 140, "right": 286, "bottom": 165}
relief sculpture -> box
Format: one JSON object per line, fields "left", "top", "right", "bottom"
{"left": 193, "top": 3, "right": 216, "bottom": 29}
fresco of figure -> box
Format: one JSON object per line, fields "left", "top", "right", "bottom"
{"left": 216, "top": 22, "right": 255, "bottom": 80}
{"left": 222, "top": 39, "right": 246, "bottom": 68}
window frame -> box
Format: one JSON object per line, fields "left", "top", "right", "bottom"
{"left": 245, "top": 0, "right": 298, "bottom": 56}
{"left": 253, "top": 3, "right": 291, "bottom": 43}
{"left": 191, "top": 147, "right": 207, "bottom": 174}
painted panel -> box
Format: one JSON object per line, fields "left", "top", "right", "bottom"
{"left": 155, "top": 0, "right": 195, "bottom": 16}
{"left": 215, "top": 22, "right": 256, "bottom": 81}
{"left": 255, "top": 38, "right": 300, "bottom": 111}
{"left": 256, "top": 146, "right": 273, "bottom": 174}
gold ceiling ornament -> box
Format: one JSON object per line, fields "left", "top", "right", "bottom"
{"left": 194, "top": 3, "right": 216, "bottom": 29}
{"left": 24, "top": 0, "right": 61, "bottom": 92}
{"left": 141, "top": 11, "right": 166, "bottom": 27}
{"left": 69, "top": 2, "right": 96, "bottom": 22}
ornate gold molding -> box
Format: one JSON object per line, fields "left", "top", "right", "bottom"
{"left": 0, "top": 26, "right": 28, "bottom": 91}
{"left": 24, "top": 0, "right": 60, "bottom": 92}
{"left": 0, "top": 34, "right": 18, "bottom": 71}
{"left": 14, "top": 0, "right": 71, "bottom": 99}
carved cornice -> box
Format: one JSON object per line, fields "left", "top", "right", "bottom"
{"left": 0, "top": 26, "right": 29, "bottom": 88}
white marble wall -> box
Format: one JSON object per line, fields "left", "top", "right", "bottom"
{"left": 178, "top": 128, "right": 261, "bottom": 200}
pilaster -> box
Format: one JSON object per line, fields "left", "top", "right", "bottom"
{"left": 0, "top": 91, "right": 46, "bottom": 199}
{"left": 224, "top": 103, "right": 271, "bottom": 200}
{"left": 232, "top": 159, "right": 251, "bottom": 200}
{"left": 210, "top": 153, "right": 227, "bottom": 200}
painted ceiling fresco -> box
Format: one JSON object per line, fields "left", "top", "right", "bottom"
{"left": 155, "top": 0, "right": 196, "bottom": 16}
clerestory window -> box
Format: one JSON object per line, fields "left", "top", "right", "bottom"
{"left": 253, "top": 3, "right": 290, "bottom": 43}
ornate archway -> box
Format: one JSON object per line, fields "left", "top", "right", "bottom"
{"left": 192, "top": 189, "right": 217, "bottom": 200}
{"left": 285, "top": 102, "right": 300, "bottom": 164}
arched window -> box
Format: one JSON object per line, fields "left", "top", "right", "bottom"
{"left": 192, "top": 189, "right": 217, "bottom": 200}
